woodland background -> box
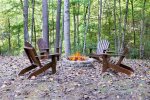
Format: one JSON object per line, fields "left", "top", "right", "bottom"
{"left": 0, "top": 0, "right": 149, "bottom": 59}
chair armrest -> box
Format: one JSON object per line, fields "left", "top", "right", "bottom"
{"left": 89, "top": 53, "right": 126, "bottom": 57}
{"left": 39, "top": 47, "right": 60, "bottom": 50}
{"left": 106, "top": 51, "right": 115, "bottom": 53}
{"left": 40, "top": 51, "right": 47, "bottom": 53}
{"left": 106, "top": 54, "right": 126, "bottom": 56}
{"left": 89, "top": 47, "right": 97, "bottom": 53}
{"left": 89, "top": 53, "right": 108, "bottom": 57}
{"left": 89, "top": 47, "right": 97, "bottom": 49}
{"left": 35, "top": 55, "right": 48, "bottom": 58}
{"left": 50, "top": 46, "right": 61, "bottom": 48}
{"left": 40, "top": 48, "right": 49, "bottom": 50}
{"left": 48, "top": 53, "right": 60, "bottom": 57}
{"left": 35, "top": 53, "right": 60, "bottom": 59}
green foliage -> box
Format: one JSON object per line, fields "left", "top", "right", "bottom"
{"left": 0, "top": 0, "right": 150, "bottom": 59}
{"left": 129, "top": 47, "right": 139, "bottom": 59}
{"left": 144, "top": 40, "right": 150, "bottom": 59}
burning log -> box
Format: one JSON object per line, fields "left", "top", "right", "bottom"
{"left": 68, "top": 52, "right": 87, "bottom": 61}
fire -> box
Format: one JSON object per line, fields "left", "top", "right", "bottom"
{"left": 68, "top": 52, "right": 87, "bottom": 61}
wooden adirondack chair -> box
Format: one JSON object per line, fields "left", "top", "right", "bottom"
{"left": 19, "top": 41, "right": 59, "bottom": 79}
{"left": 89, "top": 41, "right": 134, "bottom": 76}
{"left": 37, "top": 38, "right": 60, "bottom": 60}
{"left": 89, "top": 39, "right": 112, "bottom": 62}
{"left": 89, "top": 39, "right": 110, "bottom": 54}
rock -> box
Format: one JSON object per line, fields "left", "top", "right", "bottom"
{"left": 66, "top": 87, "right": 75, "bottom": 92}
{"left": 1, "top": 84, "right": 6, "bottom": 88}
{"left": 31, "top": 76, "right": 36, "bottom": 80}
{"left": 83, "top": 94, "right": 90, "bottom": 99}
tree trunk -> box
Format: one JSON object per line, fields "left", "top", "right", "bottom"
{"left": 19, "top": 0, "right": 22, "bottom": 47}
{"left": 113, "top": 0, "right": 117, "bottom": 53}
{"left": 60, "top": 11, "right": 64, "bottom": 54}
{"left": 64, "top": 0, "right": 71, "bottom": 56}
{"left": 106, "top": 1, "right": 111, "bottom": 35}
{"left": 31, "top": 0, "right": 35, "bottom": 45}
{"left": 83, "top": 0, "right": 90, "bottom": 54}
{"left": 140, "top": 0, "right": 146, "bottom": 59}
{"left": 42, "top": 0, "right": 49, "bottom": 48}
{"left": 73, "top": 3, "right": 76, "bottom": 52}
{"left": 98, "top": 0, "right": 102, "bottom": 41}
{"left": 55, "top": 0, "right": 62, "bottom": 53}
{"left": 20, "top": 0, "right": 23, "bottom": 11}
{"left": 23, "top": 0, "right": 29, "bottom": 44}
{"left": 17, "top": 27, "right": 20, "bottom": 48}
{"left": 118, "top": 0, "right": 122, "bottom": 53}
{"left": 131, "top": 0, "right": 136, "bottom": 46}
{"left": 34, "top": 15, "right": 36, "bottom": 48}
{"left": 52, "top": 0, "right": 55, "bottom": 48}
{"left": 77, "top": 0, "right": 80, "bottom": 47}
{"left": 8, "top": 18, "right": 11, "bottom": 52}
{"left": 122, "top": 0, "right": 129, "bottom": 48}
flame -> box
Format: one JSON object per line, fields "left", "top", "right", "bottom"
{"left": 68, "top": 52, "right": 87, "bottom": 61}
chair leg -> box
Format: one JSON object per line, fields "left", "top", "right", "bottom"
{"left": 52, "top": 63, "right": 56, "bottom": 74}
{"left": 57, "top": 56, "right": 59, "bottom": 61}
{"left": 108, "top": 63, "right": 133, "bottom": 76}
{"left": 18, "top": 64, "right": 37, "bottom": 75}
{"left": 51, "top": 55, "right": 57, "bottom": 74}
{"left": 102, "top": 55, "right": 109, "bottom": 73}
{"left": 119, "top": 64, "right": 134, "bottom": 72}
{"left": 28, "top": 63, "right": 54, "bottom": 79}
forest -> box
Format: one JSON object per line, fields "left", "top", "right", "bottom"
{"left": 0, "top": 0, "right": 149, "bottom": 59}
{"left": 0, "top": 0, "right": 150, "bottom": 99}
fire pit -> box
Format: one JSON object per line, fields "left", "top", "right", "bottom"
{"left": 62, "top": 52, "right": 95, "bottom": 67}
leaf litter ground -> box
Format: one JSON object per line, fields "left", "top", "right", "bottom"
{"left": 0, "top": 56, "right": 150, "bottom": 99}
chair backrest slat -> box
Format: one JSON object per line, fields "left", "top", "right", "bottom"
{"left": 37, "top": 38, "right": 48, "bottom": 52}
{"left": 24, "top": 42, "right": 42, "bottom": 67}
{"left": 96, "top": 39, "right": 109, "bottom": 54}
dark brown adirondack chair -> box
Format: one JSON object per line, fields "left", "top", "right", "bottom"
{"left": 19, "top": 41, "right": 59, "bottom": 79}
{"left": 89, "top": 41, "right": 134, "bottom": 76}
{"left": 37, "top": 38, "right": 60, "bottom": 60}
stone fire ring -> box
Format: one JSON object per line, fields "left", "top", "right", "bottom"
{"left": 62, "top": 57, "right": 95, "bottom": 67}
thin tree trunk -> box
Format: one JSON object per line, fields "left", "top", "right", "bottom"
{"left": 83, "top": 0, "right": 90, "bottom": 54}
{"left": 122, "top": 0, "right": 129, "bottom": 48}
{"left": 131, "top": 0, "right": 136, "bottom": 46}
{"left": 113, "top": 0, "right": 117, "bottom": 53}
{"left": 98, "top": 0, "right": 102, "bottom": 41}
{"left": 20, "top": 0, "right": 23, "bottom": 10}
{"left": 104, "top": 0, "right": 108, "bottom": 32}
{"left": 77, "top": 0, "right": 80, "bottom": 47}
{"left": 118, "top": 0, "right": 122, "bottom": 52}
{"left": 140, "top": 0, "right": 146, "bottom": 59}
{"left": 34, "top": 16, "right": 36, "bottom": 49}
{"left": 97, "top": 0, "right": 100, "bottom": 41}
{"left": 52, "top": 0, "right": 55, "bottom": 47}
{"left": 73, "top": 3, "right": 77, "bottom": 52}
{"left": 8, "top": 18, "right": 11, "bottom": 52}
{"left": 31, "top": 0, "right": 35, "bottom": 45}
{"left": 106, "top": 0, "right": 111, "bottom": 35}
{"left": 60, "top": 11, "right": 64, "bottom": 54}
{"left": 17, "top": 27, "right": 20, "bottom": 48}
{"left": 19, "top": 0, "right": 22, "bottom": 47}
{"left": 42, "top": 0, "right": 49, "bottom": 48}
{"left": 23, "top": 0, "right": 29, "bottom": 44}
{"left": 64, "top": 0, "right": 71, "bottom": 56}
{"left": 55, "top": 0, "right": 62, "bottom": 53}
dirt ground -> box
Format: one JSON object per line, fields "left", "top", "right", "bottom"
{"left": 0, "top": 56, "right": 150, "bottom": 100}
